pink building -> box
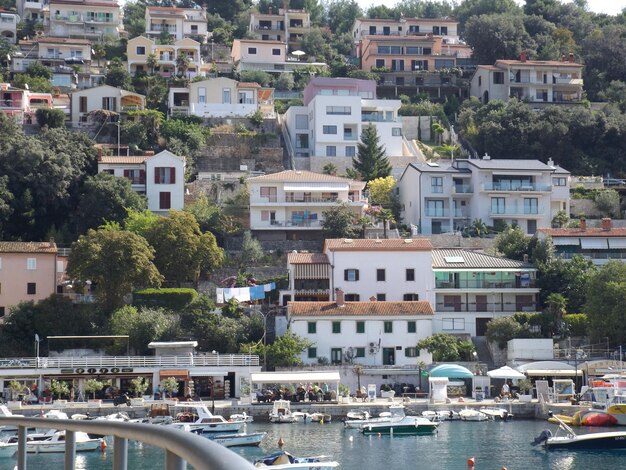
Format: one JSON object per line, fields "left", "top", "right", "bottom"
{"left": 0, "top": 83, "right": 54, "bottom": 124}
{"left": 0, "top": 241, "right": 59, "bottom": 318}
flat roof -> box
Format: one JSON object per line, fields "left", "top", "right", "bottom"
{"left": 250, "top": 371, "right": 340, "bottom": 383}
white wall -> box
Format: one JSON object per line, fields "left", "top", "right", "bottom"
{"left": 145, "top": 151, "right": 185, "bottom": 212}
{"left": 507, "top": 339, "right": 554, "bottom": 361}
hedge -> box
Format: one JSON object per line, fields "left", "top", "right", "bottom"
{"left": 133, "top": 288, "right": 198, "bottom": 310}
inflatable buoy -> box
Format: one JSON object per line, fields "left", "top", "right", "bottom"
{"left": 100, "top": 440, "right": 107, "bottom": 452}
{"left": 277, "top": 437, "right": 285, "bottom": 449}
{"left": 111, "top": 368, "right": 120, "bottom": 373}
{"left": 75, "top": 368, "right": 85, "bottom": 374}
{"left": 99, "top": 368, "right": 108, "bottom": 374}
{"left": 467, "top": 457, "right": 475, "bottom": 468}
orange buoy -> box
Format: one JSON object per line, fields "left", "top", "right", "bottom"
{"left": 100, "top": 440, "right": 107, "bottom": 452}
{"left": 277, "top": 437, "right": 285, "bottom": 449}
{"left": 467, "top": 457, "right": 475, "bottom": 468}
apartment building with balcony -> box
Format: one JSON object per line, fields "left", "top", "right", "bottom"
{"left": 70, "top": 84, "right": 145, "bottom": 123}
{"left": 127, "top": 35, "right": 207, "bottom": 78}
{"left": 352, "top": 17, "right": 462, "bottom": 44}
{"left": 17, "top": 0, "right": 48, "bottom": 23}
{"left": 398, "top": 156, "right": 570, "bottom": 235}
{"left": 168, "top": 76, "right": 274, "bottom": 118}
{"left": 432, "top": 249, "right": 539, "bottom": 336}
{"left": 231, "top": 39, "right": 326, "bottom": 74}
{"left": 0, "top": 9, "right": 19, "bottom": 44}
{"left": 0, "top": 83, "right": 53, "bottom": 124}
{"left": 249, "top": 8, "right": 310, "bottom": 52}
{"left": 97, "top": 150, "right": 185, "bottom": 213}
{"left": 144, "top": 6, "right": 208, "bottom": 42}
{"left": 470, "top": 52, "right": 584, "bottom": 106}
{"left": 283, "top": 77, "right": 406, "bottom": 174}
{"left": 247, "top": 170, "right": 367, "bottom": 240}
{"left": 45, "top": 0, "right": 123, "bottom": 39}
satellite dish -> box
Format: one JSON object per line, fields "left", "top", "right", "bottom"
{"left": 35, "top": 334, "right": 40, "bottom": 342}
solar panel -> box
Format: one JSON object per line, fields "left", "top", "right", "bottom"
{"left": 444, "top": 256, "right": 465, "bottom": 263}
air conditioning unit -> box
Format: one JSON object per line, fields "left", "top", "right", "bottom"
{"left": 369, "top": 342, "right": 376, "bottom": 348}
{"left": 368, "top": 347, "right": 376, "bottom": 355}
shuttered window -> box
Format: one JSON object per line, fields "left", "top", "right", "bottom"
{"left": 344, "top": 269, "right": 359, "bottom": 281}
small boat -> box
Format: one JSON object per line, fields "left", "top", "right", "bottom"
{"left": 346, "top": 409, "right": 371, "bottom": 421}
{"left": 422, "top": 410, "right": 460, "bottom": 422}
{"left": 269, "top": 400, "right": 298, "bottom": 424}
{"left": 0, "top": 405, "right": 24, "bottom": 431}
{"left": 362, "top": 416, "right": 439, "bottom": 436}
{"left": 206, "top": 432, "right": 266, "bottom": 447}
{"left": 459, "top": 408, "right": 491, "bottom": 422}
{"left": 168, "top": 403, "right": 245, "bottom": 433}
{"left": 305, "top": 412, "right": 331, "bottom": 423}
{"left": 0, "top": 441, "right": 17, "bottom": 458}
{"left": 479, "top": 407, "right": 513, "bottom": 420}
{"left": 25, "top": 431, "right": 103, "bottom": 454}
{"left": 230, "top": 412, "right": 254, "bottom": 423}
{"left": 344, "top": 405, "right": 405, "bottom": 429}
{"left": 533, "top": 412, "right": 626, "bottom": 449}
{"left": 253, "top": 451, "right": 339, "bottom": 468}
{"left": 548, "top": 410, "right": 617, "bottom": 427}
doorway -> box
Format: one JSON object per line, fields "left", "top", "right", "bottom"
{"left": 382, "top": 347, "right": 395, "bottom": 365}
{"left": 476, "top": 318, "right": 491, "bottom": 336}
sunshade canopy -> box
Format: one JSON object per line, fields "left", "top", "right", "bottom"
{"left": 250, "top": 371, "right": 340, "bottom": 384}
{"left": 487, "top": 366, "right": 526, "bottom": 379}
{"left": 429, "top": 364, "right": 474, "bottom": 379}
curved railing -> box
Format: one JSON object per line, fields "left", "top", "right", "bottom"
{"left": 0, "top": 417, "right": 256, "bottom": 470}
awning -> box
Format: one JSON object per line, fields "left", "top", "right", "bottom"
{"left": 250, "top": 371, "right": 340, "bottom": 384}
{"left": 525, "top": 369, "right": 584, "bottom": 376}
{"left": 552, "top": 237, "right": 580, "bottom": 246}
{"left": 608, "top": 239, "right": 626, "bottom": 249}
{"left": 580, "top": 238, "right": 608, "bottom": 249}
{"left": 159, "top": 369, "right": 189, "bottom": 379}
{"left": 189, "top": 371, "right": 229, "bottom": 377}
{"left": 429, "top": 364, "right": 474, "bottom": 379}
{"left": 363, "top": 368, "right": 424, "bottom": 375}
{"left": 294, "top": 263, "right": 329, "bottom": 279}
{"left": 283, "top": 184, "right": 345, "bottom": 191}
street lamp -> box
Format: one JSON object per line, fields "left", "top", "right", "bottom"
{"left": 34, "top": 334, "right": 41, "bottom": 366}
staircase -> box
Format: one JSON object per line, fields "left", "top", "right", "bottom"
{"left": 472, "top": 336, "right": 495, "bottom": 369}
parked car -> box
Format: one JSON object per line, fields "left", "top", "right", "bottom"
{"left": 604, "top": 178, "right": 626, "bottom": 187}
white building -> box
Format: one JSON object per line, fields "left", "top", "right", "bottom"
{"left": 470, "top": 53, "right": 584, "bottom": 106}
{"left": 247, "top": 170, "right": 367, "bottom": 240}
{"left": 231, "top": 38, "right": 327, "bottom": 74}
{"left": 0, "top": 9, "right": 19, "bottom": 44}
{"left": 248, "top": 7, "right": 310, "bottom": 52}
{"left": 283, "top": 77, "right": 408, "bottom": 174}
{"left": 127, "top": 36, "right": 207, "bottom": 78}
{"left": 398, "top": 156, "right": 570, "bottom": 235}
{"left": 289, "top": 295, "right": 434, "bottom": 366}
{"left": 98, "top": 150, "right": 185, "bottom": 213}
{"left": 432, "top": 249, "right": 539, "bottom": 337}
{"left": 71, "top": 84, "right": 145, "bottom": 124}
{"left": 45, "top": 0, "right": 123, "bottom": 39}
{"left": 144, "top": 6, "right": 208, "bottom": 42}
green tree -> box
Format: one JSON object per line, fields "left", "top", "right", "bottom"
{"left": 417, "top": 333, "right": 462, "bottom": 361}
{"left": 25, "top": 62, "right": 53, "bottom": 79}
{"left": 35, "top": 108, "right": 65, "bottom": 129}
{"left": 123, "top": 208, "right": 159, "bottom": 239}
{"left": 175, "top": 53, "right": 191, "bottom": 77}
{"left": 322, "top": 163, "right": 338, "bottom": 175}
{"left": 454, "top": 0, "right": 521, "bottom": 30}
{"left": 585, "top": 261, "right": 626, "bottom": 344}
{"left": 239, "top": 70, "right": 272, "bottom": 87}
{"left": 366, "top": 176, "right": 396, "bottom": 207}
{"left": 321, "top": 202, "right": 357, "bottom": 238}
{"left": 495, "top": 225, "right": 530, "bottom": 260}
{"left": 146, "top": 53, "right": 158, "bottom": 75}
{"left": 110, "top": 305, "right": 178, "bottom": 355}
{"left": 466, "top": 218, "right": 489, "bottom": 237}
{"left": 123, "top": 0, "right": 147, "bottom": 38}
{"left": 594, "top": 189, "right": 621, "bottom": 218}
{"left": 242, "top": 331, "right": 312, "bottom": 370}
{"left": 274, "top": 72, "right": 294, "bottom": 91}
{"left": 68, "top": 227, "right": 163, "bottom": 313}
{"left": 240, "top": 231, "right": 264, "bottom": 269}
{"left": 129, "top": 376, "right": 150, "bottom": 397}
{"left": 92, "top": 43, "right": 106, "bottom": 68}
{"left": 486, "top": 316, "right": 523, "bottom": 349}
{"left": 536, "top": 255, "right": 595, "bottom": 314}
{"left": 12, "top": 74, "right": 52, "bottom": 93}
{"left": 353, "top": 124, "right": 391, "bottom": 182}
{"left": 327, "top": 0, "right": 363, "bottom": 35}
{"left": 105, "top": 58, "right": 133, "bottom": 90}
{"left": 599, "top": 80, "right": 626, "bottom": 113}
{"left": 551, "top": 210, "right": 569, "bottom": 228}
{"left": 160, "top": 377, "right": 179, "bottom": 398}
{"left": 84, "top": 379, "right": 105, "bottom": 399}
{"left": 545, "top": 292, "right": 568, "bottom": 336}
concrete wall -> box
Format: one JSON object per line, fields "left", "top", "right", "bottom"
{"left": 400, "top": 116, "right": 433, "bottom": 141}
{"left": 507, "top": 339, "right": 554, "bottom": 361}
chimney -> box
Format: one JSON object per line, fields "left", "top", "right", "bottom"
{"left": 482, "top": 153, "right": 491, "bottom": 160}
{"left": 369, "top": 296, "right": 377, "bottom": 302}
{"left": 144, "top": 150, "right": 155, "bottom": 156}
{"left": 97, "top": 147, "right": 103, "bottom": 161}
{"left": 569, "top": 52, "right": 574, "bottom": 63}
{"left": 335, "top": 289, "right": 345, "bottom": 307}
{"left": 49, "top": 237, "right": 55, "bottom": 248}
{"left": 520, "top": 51, "right": 527, "bottom": 63}
{"left": 602, "top": 218, "right": 612, "bottom": 231}
{"left": 547, "top": 158, "right": 554, "bottom": 167}
{"left": 580, "top": 217, "right": 586, "bottom": 231}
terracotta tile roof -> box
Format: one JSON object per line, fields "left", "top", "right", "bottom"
{"left": 287, "top": 252, "right": 329, "bottom": 264}
{"left": 237, "top": 82, "right": 261, "bottom": 88}
{"left": 538, "top": 228, "right": 626, "bottom": 237}
{"left": 289, "top": 301, "right": 433, "bottom": 316}
{"left": 0, "top": 241, "right": 57, "bottom": 254}
{"left": 324, "top": 238, "right": 432, "bottom": 252}
{"left": 247, "top": 170, "right": 357, "bottom": 184}
{"left": 495, "top": 59, "right": 582, "bottom": 67}
{"left": 99, "top": 156, "right": 148, "bottom": 164}
{"left": 25, "top": 36, "right": 92, "bottom": 45}
{"left": 235, "top": 39, "right": 285, "bottom": 45}
{"left": 432, "top": 249, "right": 534, "bottom": 269}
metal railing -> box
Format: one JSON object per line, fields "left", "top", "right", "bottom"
{"left": 435, "top": 302, "right": 537, "bottom": 312}
{"left": 0, "top": 416, "right": 255, "bottom": 470}
{"left": 435, "top": 279, "right": 536, "bottom": 289}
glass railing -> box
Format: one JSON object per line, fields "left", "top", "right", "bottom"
{"left": 483, "top": 182, "right": 552, "bottom": 192}
{"left": 425, "top": 208, "right": 449, "bottom": 217}
{"left": 453, "top": 185, "right": 473, "bottom": 193}
{"left": 489, "top": 207, "right": 544, "bottom": 216}
{"left": 435, "top": 279, "right": 536, "bottom": 289}
{"left": 435, "top": 302, "right": 537, "bottom": 312}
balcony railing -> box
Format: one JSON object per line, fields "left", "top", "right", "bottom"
{"left": 435, "top": 302, "right": 537, "bottom": 313}
{"left": 0, "top": 99, "right": 22, "bottom": 108}
{"left": 483, "top": 182, "right": 552, "bottom": 192}
{"left": 361, "top": 114, "right": 397, "bottom": 123}
{"left": 425, "top": 208, "right": 449, "bottom": 217}
{"left": 489, "top": 207, "right": 545, "bottom": 216}
{"left": 258, "top": 219, "right": 322, "bottom": 228}
{"left": 294, "top": 288, "right": 330, "bottom": 296}
{"left": 453, "top": 184, "right": 473, "bottom": 194}
{"left": 435, "top": 279, "right": 536, "bottom": 289}
{"left": 452, "top": 209, "right": 469, "bottom": 218}
{"left": 150, "top": 24, "right": 177, "bottom": 32}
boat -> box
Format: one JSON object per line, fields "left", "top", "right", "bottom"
{"left": 305, "top": 412, "right": 331, "bottom": 423}
{"left": 229, "top": 412, "right": 254, "bottom": 423}
{"left": 0, "top": 405, "right": 24, "bottom": 431}
{"left": 206, "top": 432, "right": 266, "bottom": 447}
{"left": 168, "top": 403, "right": 245, "bottom": 433}
{"left": 362, "top": 416, "right": 439, "bottom": 436}
{"left": 532, "top": 412, "right": 626, "bottom": 449}
{"left": 548, "top": 410, "right": 617, "bottom": 427}
{"left": 253, "top": 451, "right": 339, "bottom": 469}
{"left": 459, "top": 408, "right": 491, "bottom": 422}
{"left": 479, "top": 407, "right": 513, "bottom": 420}
{"left": 0, "top": 441, "right": 17, "bottom": 458}
{"left": 344, "top": 405, "right": 405, "bottom": 429}
{"left": 269, "top": 400, "right": 298, "bottom": 424}
{"left": 422, "top": 410, "right": 460, "bottom": 421}
{"left": 346, "top": 409, "right": 371, "bottom": 421}
{"left": 25, "top": 431, "right": 103, "bottom": 454}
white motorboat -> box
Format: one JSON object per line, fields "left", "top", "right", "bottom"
{"left": 305, "top": 412, "right": 331, "bottom": 423}
{"left": 344, "top": 405, "right": 405, "bottom": 429}
{"left": 479, "top": 407, "right": 513, "bottom": 420}
{"left": 459, "top": 408, "right": 491, "bottom": 422}
{"left": 0, "top": 405, "right": 24, "bottom": 431}
{"left": 25, "top": 431, "right": 103, "bottom": 454}
{"left": 253, "top": 451, "right": 339, "bottom": 469}
{"left": 362, "top": 416, "right": 439, "bottom": 435}
{"left": 269, "top": 400, "right": 298, "bottom": 424}
{"left": 533, "top": 412, "right": 626, "bottom": 449}
{"left": 207, "top": 432, "right": 266, "bottom": 447}
{"left": 169, "top": 403, "right": 245, "bottom": 433}
{"left": 422, "top": 410, "right": 460, "bottom": 421}
{"left": 230, "top": 412, "right": 254, "bottom": 423}
{"left": 346, "top": 409, "right": 371, "bottom": 421}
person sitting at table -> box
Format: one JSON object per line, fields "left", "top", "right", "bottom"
{"left": 501, "top": 381, "right": 511, "bottom": 398}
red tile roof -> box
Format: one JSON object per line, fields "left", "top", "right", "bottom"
{"left": 0, "top": 241, "right": 57, "bottom": 254}
{"left": 287, "top": 252, "right": 329, "bottom": 264}
{"left": 495, "top": 59, "right": 582, "bottom": 67}
{"left": 247, "top": 170, "right": 358, "bottom": 184}
{"left": 99, "top": 156, "right": 148, "bottom": 164}
{"left": 324, "top": 238, "right": 432, "bottom": 252}
{"left": 289, "top": 301, "right": 434, "bottom": 316}
{"left": 538, "top": 228, "right": 626, "bottom": 237}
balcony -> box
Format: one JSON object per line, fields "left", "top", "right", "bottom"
{"left": 489, "top": 206, "right": 545, "bottom": 217}
{"left": 0, "top": 99, "right": 22, "bottom": 109}
{"left": 435, "top": 279, "right": 536, "bottom": 289}
{"left": 453, "top": 184, "right": 473, "bottom": 194}
{"left": 294, "top": 289, "right": 330, "bottom": 296}
{"left": 425, "top": 207, "right": 449, "bottom": 217}
{"left": 483, "top": 182, "right": 552, "bottom": 192}
{"left": 255, "top": 219, "right": 322, "bottom": 229}
{"left": 452, "top": 208, "right": 469, "bottom": 218}
{"left": 435, "top": 302, "right": 537, "bottom": 313}
{"left": 55, "top": 14, "right": 84, "bottom": 23}
{"left": 150, "top": 24, "right": 177, "bottom": 32}
{"left": 361, "top": 114, "right": 397, "bottom": 123}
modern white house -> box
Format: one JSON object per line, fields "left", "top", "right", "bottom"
{"left": 537, "top": 218, "right": 626, "bottom": 265}
{"left": 97, "top": 150, "right": 185, "bottom": 213}
{"left": 432, "top": 249, "right": 539, "bottom": 337}
{"left": 70, "top": 84, "right": 145, "bottom": 123}
{"left": 283, "top": 77, "right": 409, "bottom": 174}
{"left": 168, "top": 77, "right": 274, "bottom": 118}
{"left": 470, "top": 52, "right": 584, "bottom": 106}
{"left": 398, "top": 156, "right": 570, "bottom": 235}
{"left": 144, "top": 5, "right": 208, "bottom": 42}
{"left": 0, "top": 9, "right": 19, "bottom": 44}
{"left": 45, "top": 0, "right": 124, "bottom": 39}
{"left": 247, "top": 170, "right": 367, "bottom": 240}
{"left": 289, "top": 294, "right": 434, "bottom": 366}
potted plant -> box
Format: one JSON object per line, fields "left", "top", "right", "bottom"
{"left": 338, "top": 384, "right": 351, "bottom": 403}
{"left": 160, "top": 377, "right": 179, "bottom": 403}
{"left": 7, "top": 380, "right": 23, "bottom": 407}
{"left": 50, "top": 379, "right": 70, "bottom": 405}
{"left": 129, "top": 377, "right": 150, "bottom": 405}
{"left": 380, "top": 384, "right": 395, "bottom": 399}
{"left": 517, "top": 378, "right": 533, "bottom": 402}
{"left": 84, "top": 379, "right": 104, "bottom": 404}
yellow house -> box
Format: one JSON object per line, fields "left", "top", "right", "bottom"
{"left": 127, "top": 35, "right": 207, "bottom": 78}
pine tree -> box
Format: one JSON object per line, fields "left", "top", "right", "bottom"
{"left": 352, "top": 124, "right": 391, "bottom": 182}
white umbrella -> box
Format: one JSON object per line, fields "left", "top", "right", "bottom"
{"left": 291, "top": 50, "right": 306, "bottom": 56}
{"left": 487, "top": 366, "right": 526, "bottom": 379}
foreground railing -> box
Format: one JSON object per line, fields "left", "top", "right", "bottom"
{"left": 0, "top": 417, "right": 255, "bottom": 470}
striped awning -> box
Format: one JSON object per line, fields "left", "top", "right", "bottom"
{"left": 159, "top": 369, "right": 189, "bottom": 379}
{"left": 294, "top": 263, "right": 329, "bottom": 279}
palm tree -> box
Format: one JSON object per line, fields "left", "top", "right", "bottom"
{"left": 92, "top": 43, "right": 106, "bottom": 68}
{"left": 375, "top": 208, "right": 395, "bottom": 239}
{"left": 468, "top": 218, "right": 489, "bottom": 237}
{"left": 432, "top": 121, "right": 445, "bottom": 145}
{"left": 176, "top": 53, "right": 190, "bottom": 78}
{"left": 322, "top": 162, "right": 338, "bottom": 175}
{"left": 146, "top": 53, "right": 158, "bottom": 75}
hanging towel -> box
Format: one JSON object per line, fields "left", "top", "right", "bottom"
{"left": 223, "top": 288, "right": 233, "bottom": 301}
{"left": 231, "top": 287, "right": 251, "bottom": 302}
{"left": 271, "top": 282, "right": 276, "bottom": 290}
{"left": 250, "top": 285, "right": 265, "bottom": 301}
{"left": 263, "top": 283, "right": 273, "bottom": 292}
{"left": 216, "top": 288, "right": 224, "bottom": 304}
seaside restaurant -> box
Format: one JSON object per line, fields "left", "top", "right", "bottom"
{"left": 247, "top": 371, "right": 341, "bottom": 403}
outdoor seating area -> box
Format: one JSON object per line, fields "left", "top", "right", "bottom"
{"left": 255, "top": 385, "right": 337, "bottom": 403}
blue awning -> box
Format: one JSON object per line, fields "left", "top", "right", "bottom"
{"left": 429, "top": 364, "right": 474, "bottom": 379}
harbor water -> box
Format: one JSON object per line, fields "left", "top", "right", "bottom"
{"left": 3, "top": 419, "right": 626, "bottom": 470}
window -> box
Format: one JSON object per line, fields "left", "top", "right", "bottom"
{"left": 295, "top": 134, "right": 309, "bottom": 149}
{"left": 102, "top": 97, "right": 117, "bottom": 111}
{"left": 27, "top": 282, "right": 36, "bottom": 295}
{"left": 553, "top": 177, "right": 567, "bottom": 186}
{"left": 136, "top": 46, "right": 145, "bottom": 55}
{"left": 27, "top": 258, "right": 36, "bottom": 270}
{"left": 408, "top": 321, "right": 416, "bottom": 333}
{"left": 295, "top": 114, "right": 308, "bottom": 129}
{"left": 403, "top": 293, "right": 419, "bottom": 301}
{"left": 426, "top": 200, "right": 444, "bottom": 217}
{"left": 356, "top": 321, "right": 365, "bottom": 333}
{"left": 345, "top": 146, "right": 355, "bottom": 157}
{"left": 191, "top": 25, "right": 198, "bottom": 33}
{"left": 260, "top": 186, "right": 277, "bottom": 202}
{"left": 442, "top": 318, "right": 465, "bottom": 330}
{"left": 384, "top": 321, "right": 393, "bottom": 333}
{"left": 431, "top": 176, "right": 443, "bottom": 193}
{"left": 345, "top": 294, "right": 360, "bottom": 301}
{"left": 332, "top": 321, "right": 341, "bottom": 334}
{"left": 404, "top": 347, "right": 418, "bottom": 357}
{"left": 478, "top": 76, "right": 482, "bottom": 86}
{"left": 491, "top": 197, "right": 506, "bottom": 214}
{"left": 155, "top": 167, "right": 176, "bottom": 184}
{"left": 433, "top": 26, "right": 440, "bottom": 35}
{"left": 79, "top": 96, "right": 87, "bottom": 113}
{"left": 375, "top": 59, "right": 385, "bottom": 68}
{"left": 355, "top": 347, "right": 365, "bottom": 358}
{"left": 376, "top": 269, "right": 386, "bottom": 282}
{"left": 344, "top": 269, "right": 359, "bottom": 281}
{"left": 307, "top": 347, "right": 317, "bottom": 358}
{"left": 377, "top": 45, "right": 390, "bottom": 54}
{"left": 198, "top": 87, "right": 206, "bottom": 103}
{"left": 323, "top": 125, "right": 337, "bottom": 134}
{"left": 307, "top": 321, "right": 316, "bottom": 334}
{"left": 493, "top": 71, "right": 504, "bottom": 84}
{"left": 159, "top": 192, "right": 171, "bottom": 209}
{"left": 392, "top": 127, "right": 402, "bottom": 136}
{"left": 326, "top": 106, "right": 351, "bottom": 115}
{"left": 376, "top": 293, "right": 386, "bottom": 301}
{"left": 222, "top": 88, "right": 231, "bottom": 104}
{"left": 247, "top": 47, "right": 257, "bottom": 54}
{"left": 272, "top": 48, "right": 281, "bottom": 55}
{"left": 441, "top": 26, "right": 448, "bottom": 35}
{"left": 326, "top": 146, "right": 336, "bottom": 157}
{"left": 406, "top": 268, "right": 415, "bottom": 281}
{"left": 524, "top": 198, "right": 538, "bottom": 214}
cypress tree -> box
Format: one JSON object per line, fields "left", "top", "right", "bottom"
{"left": 352, "top": 124, "right": 391, "bottom": 182}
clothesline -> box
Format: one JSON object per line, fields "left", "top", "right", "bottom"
{"left": 216, "top": 282, "right": 276, "bottom": 303}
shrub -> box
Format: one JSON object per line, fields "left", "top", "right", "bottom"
{"left": 563, "top": 313, "right": 589, "bottom": 337}
{"left": 133, "top": 288, "right": 198, "bottom": 310}
{"left": 36, "top": 108, "right": 65, "bottom": 128}
{"left": 486, "top": 317, "right": 523, "bottom": 349}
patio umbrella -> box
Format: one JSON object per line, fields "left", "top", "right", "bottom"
{"left": 429, "top": 364, "right": 474, "bottom": 379}
{"left": 487, "top": 366, "right": 526, "bottom": 379}
{"left": 291, "top": 50, "right": 306, "bottom": 61}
